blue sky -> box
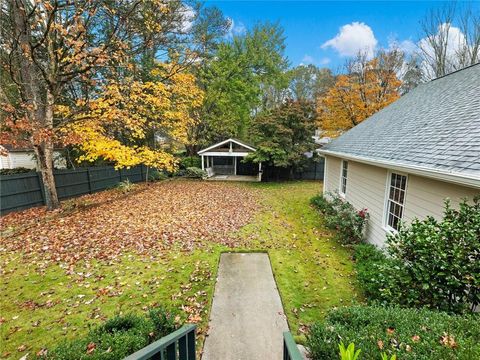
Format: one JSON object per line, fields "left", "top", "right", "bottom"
{"left": 206, "top": 1, "right": 479, "bottom": 71}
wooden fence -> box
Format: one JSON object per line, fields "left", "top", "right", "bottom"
{"left": 262, "top": 157, "right": 325, "bottom": 181}
{"left": 0, "top": 166, "right": 146, "bottom": 214}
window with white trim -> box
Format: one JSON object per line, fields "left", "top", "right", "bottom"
{"left": 385, "top": 172, "right": 407, "bottom": 231}
{"left": 340, "top": 160, "right": 348, "bottom": 195}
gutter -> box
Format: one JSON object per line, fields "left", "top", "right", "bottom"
{"left": 319, "top": 149, "right": 480, "bottom": 189}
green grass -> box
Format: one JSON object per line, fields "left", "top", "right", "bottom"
{"left": 0, "top": 181, "right": 360, "bottom": 358}
{"left": 0, "top": 247, "right": 225, "bottom": 358}
{"left": 238, "top": 181, "right": 361, "bottom": 340}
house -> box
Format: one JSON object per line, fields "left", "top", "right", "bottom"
{"left": 0, "top": 144, "right": 66, "bottom": 170}
{"left": 198, "top": 138, "right": 262, "bottom": 181}
{"left": 319, "top": 64, "right": 480, "bottom": 247}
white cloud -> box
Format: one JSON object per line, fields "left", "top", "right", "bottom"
{"left": 419, "top": 23, "right": 466, "bottom": 60}
{"left": 180, "top": 5, "right": 196, "bottom": 32}
{"left": 299, "top": 55, "right": 330, "bottom": 66}
{"left": 319, "top": 57, "right": 331, "bottom": 65}
{"left": 418, "top": 23, "right": 473, "bottom": 78}
{"left": 227, "top": 18, "right": 247, "bottom": 38}
{"left": 301, "top": 54, "right": 314, "bottom": 64}
{"left": 392, "top": 39, "right": 417, "bottom": 54}
{"left": 322, "top": 22, "right": 378, "bottom": 58}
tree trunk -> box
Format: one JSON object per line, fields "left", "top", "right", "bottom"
{"left": 35, "top": 90, "right": 60, "bottom": 210}
{"left": 12, "top": 0, "right": 60, "bottom": 210}
{"left": 35, "top": 144, "right": 60, "bottom": 210}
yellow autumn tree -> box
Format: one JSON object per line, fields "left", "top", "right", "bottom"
{"left": 318, "top": 53, "right": 402, "bottom": 137}
{"left": 63, "top": 63, "right": 204, "bottom": 171}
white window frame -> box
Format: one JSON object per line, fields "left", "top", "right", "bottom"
{"left": 383, "top": 171, "right": 408, "bottom": 233}
{"left": 339, "top": 160, "right": 348, "bottom": 197}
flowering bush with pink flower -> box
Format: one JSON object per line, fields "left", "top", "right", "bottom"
{"left": 311, "top": 192, "right": 369, "bottom": 245}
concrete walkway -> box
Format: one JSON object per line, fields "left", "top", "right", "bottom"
{"left": 202, "top": 253, "right": 289, "bottom": 360}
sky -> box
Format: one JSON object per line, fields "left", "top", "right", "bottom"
{"left": 206, "top": 1, "right": 480, "bottom": 71}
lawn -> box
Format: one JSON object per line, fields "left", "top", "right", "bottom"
{"left": 0, "top": 179, "right": 359, "bottom": 358}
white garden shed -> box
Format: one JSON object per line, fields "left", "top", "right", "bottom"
{"left": 197, "top": 138, "right": 262, "bottom": 181}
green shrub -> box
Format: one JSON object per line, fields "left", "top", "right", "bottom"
{"left": 117, "top": 179, "right": 136, "bottom": 193}
{"left": 43, "top": 314, "right": 152, "bottom": 360}
{"left": 354, "top": 198, "right": 480, "bottom": 313}
{"left": 0, "top": 167, "right": 34, "bottom": 175}
{"left": 39, "top": 309, "right": 179, "bottom": 359}
{"left": 149, "top": 307, "right": 177, "bottom": 340}
{"left": 180, "top": 156, "right": 201, "bottom": 169}
{"left": 385, "top": 197, "right": 480, "bottom": 313}
{"left": 311, "top": 192, "right": 369, "bottom": 245}
{"left": 306, "top": 305, "right": 480, "bottom": 360}
{"left": 310, "top": 194, "right": 335, "bottom": 215}
{"left": 184, "top": 167, "right": 207, "bottom": 179}
{"left": 147, "top": 168, "right": 168, "bottom": 182}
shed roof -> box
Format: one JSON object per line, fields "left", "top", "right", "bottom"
{"left": 198, "top": 138, "right": 256, "bottom": 155}
{"left": 319, "top": 63, "right": 480, "bottom": 187}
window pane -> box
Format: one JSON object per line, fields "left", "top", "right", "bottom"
{"left": 392, "top": 216, "right": 399, "bottom": 230}
{"left": 389, "top": 201, "right": 396, "bottom": 214}
{"left": 391, "top": 173, "right": 397, "bottom": 186}
{"left": 386, "top": 173, "right": 407, "bottom": 231}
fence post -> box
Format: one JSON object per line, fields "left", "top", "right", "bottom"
{"left": 140, "top": 165, "right": 144, "bottom": 181}
{"left": 87, "top": 168, "right": 93, "bottom": 194}
{"left": 119, "top": 168, "right": 123, "bottom": 182}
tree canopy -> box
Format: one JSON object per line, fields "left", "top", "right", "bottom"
{"left": 248, "top": 99, "right": 318, "bottom": 175}
{"left": 317, "top": 51, "right": 402, "bottom": 137}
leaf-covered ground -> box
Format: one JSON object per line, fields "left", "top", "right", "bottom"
{"left": 0, "top": 180, "right": 359, "bottom": 358}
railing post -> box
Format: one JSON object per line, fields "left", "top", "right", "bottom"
{"left": 123, "top": 324, "right": 196, "bottom": 360}
{"left": 283, "top": 331, "right": 303, "bottom": 360}
{"left": 187, "top": 328, "right": 195, "bottom": 360}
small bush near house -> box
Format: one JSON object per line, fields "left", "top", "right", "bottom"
{"left": 38, "top": 308, "right": 178, "bottom": 359}
{"left": 0, "top": 167, "right": 34, "bottom": 175}
{"left": 306, "top": 305, "right": 480, "bottom": 360}
{"left": 386, "top": 197, "right": 480, "bottom": 313}
{"left": 184, "top": 167, "right": 207, "bottom": 179}
{"left": 310, "top": 192, "right": 369, "bottom": 245}
{"left": 354, "top": 197, "right": 480, "bottom": 314}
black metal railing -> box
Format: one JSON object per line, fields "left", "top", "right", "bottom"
{"left": 124, "top": 324, "right": 196, "bottom": 360}
{"left": 283, "top": 331, "right": 304, "bottom": 360}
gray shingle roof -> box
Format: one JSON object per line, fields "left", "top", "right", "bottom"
{"left": 321, "top": 63, "right": 480, "bottom": 181}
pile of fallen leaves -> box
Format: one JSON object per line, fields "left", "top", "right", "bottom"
{"left": 0, "top": 180, "right": 259, "bottom": 266}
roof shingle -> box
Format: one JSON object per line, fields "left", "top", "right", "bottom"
{"left": 321, "top": 63, "right": 480, "bottom": 181}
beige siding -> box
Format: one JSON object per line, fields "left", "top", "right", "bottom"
{"left": 323, "top": 155, "right": 480, "bottom": 247}
{"left": 403, "top": 175, "right": 479, "bottom": 223}
{"left": 324, "top": 155, "right": 341, "bottom": 194}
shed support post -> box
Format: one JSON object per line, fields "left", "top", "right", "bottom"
{"left": 258, "top": 162, "right": 262, "bottom": 182}
{"left": 201, "top": 155, "right": 205, "bottom": 170}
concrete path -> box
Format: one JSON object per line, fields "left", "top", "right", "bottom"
{"left": 202, "top": 253, "right": 289, "bottom": 360}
